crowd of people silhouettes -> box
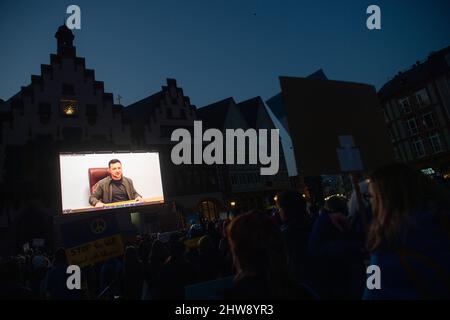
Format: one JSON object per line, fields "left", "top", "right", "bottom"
{"left": 1, "top": 163, "right": 449, "bottom": 300}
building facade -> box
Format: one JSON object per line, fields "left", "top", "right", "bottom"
{"left": 378, "top": 45, "right": 450, "bottom": 177}
{"left": 0, "top": 25, "right": 305, "bottom": 254}
{"left": 124, "top": 79, "right": 228, "bottom": 223}
{"left": 0, "top": 26, "right": 138, "bottom": 253}
{"left": 0, "top": 26, "right": 223, "bottom": 254}
{"left": 197, "top": 96, "right": 292, "bottom": 213}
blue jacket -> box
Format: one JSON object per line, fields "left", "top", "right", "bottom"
{"left": 308, "top": 211, "right": 365, "bottom": 259}
{"left": 308, "top": 211, "right": 366, "bottom": 299}
{"left": 364, "top": 208, "right": 450, "bottom": 299}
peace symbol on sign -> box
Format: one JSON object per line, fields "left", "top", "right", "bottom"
{"left": 90, "top": 218, "right": 106, "bottom": 234}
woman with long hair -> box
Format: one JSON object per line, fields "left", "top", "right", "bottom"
{"left": 364, "top": 163, "right": 450, "bottom": 299}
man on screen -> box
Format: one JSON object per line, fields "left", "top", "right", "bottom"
{"left": 89, "top": 159, "right": 144, "bottom": 208}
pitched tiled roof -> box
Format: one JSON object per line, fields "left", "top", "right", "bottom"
{"left": 378, "top": 45, "right": 450, "bottom": 100}
{"left": 197, "top": 97, "right": 235, "bottom": 129}
{"left": 236, "top": 97, "right": 262, "bottom": 128}
{"left": 124, "top": 91, "right": 164, "bottom": 121}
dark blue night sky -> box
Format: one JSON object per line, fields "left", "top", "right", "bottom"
{"left": 1, "top": 0, "right": 449, "bottom": 107}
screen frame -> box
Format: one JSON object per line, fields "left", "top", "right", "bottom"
{"left": 57, "top": 150, "right": 166, "bottom": 215}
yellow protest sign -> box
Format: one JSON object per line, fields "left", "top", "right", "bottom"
{"left": 66, "top": 234, "right": 124, "bottom": 267}
{"left": 184, "top": 236, "right": 202, "bottom": 250}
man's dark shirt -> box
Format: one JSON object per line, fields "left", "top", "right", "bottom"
{"left": 111, "top": 179, "right": 129, "bottom": 202}
{"left": 89, "top": 176, "right": 141, "bottom": 206}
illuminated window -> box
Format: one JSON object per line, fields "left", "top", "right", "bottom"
{"left": 64, "top": 105, "right": 75, "bottom": 115}
{"left": 421, "top": 168, "right": 435, "bottom": 176}
{"left": 60, "top": 99, "right": 78, "bottom": 117}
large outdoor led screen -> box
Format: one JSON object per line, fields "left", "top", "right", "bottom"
{"left": 59, "top": 152, "right": 164, "bottom": 214}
